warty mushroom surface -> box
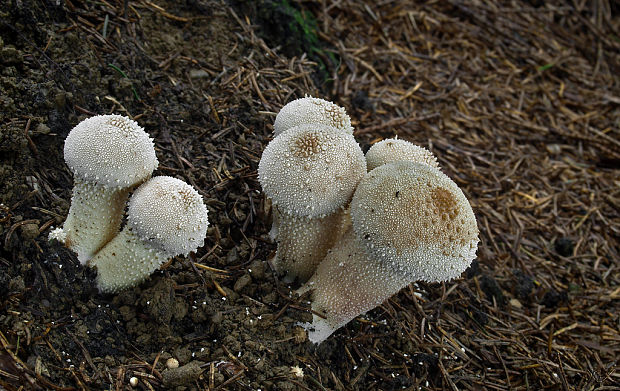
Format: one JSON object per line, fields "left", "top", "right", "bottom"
{"left": 299, "top": 161, "right": 479, "bottom": 343}
{"left": 50, "top": 114, "right": 158, "bottom": 264}
{"left": 91, "top": 176, "right": 209, "bottom": 293}
{"left": 273, "top": 96, "right": 353, "bottom": 137}
{"left": 258, "top": 123, "right": 366, "bottom": 282}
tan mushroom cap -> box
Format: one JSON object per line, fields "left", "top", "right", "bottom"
{"left": 273, "top": 96, "right": 353, "bottom": 137}
{"left": 258, "top": 123, "right": 366, "bottom": 218}
{"left": 365, "top": 138, "right": 439, "bottom": 171}
{"left": 128, "top": 176, "right": 209, "bottom": 256}
{"left": 64, "top": 114, "right": 158, "bottom": 188}
{"left": 350, "top": 161, "right": 478, "bottom": 282}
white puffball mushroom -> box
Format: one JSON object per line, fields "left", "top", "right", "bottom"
{"left": 90, "top": 176, "right": 209, "bottom": 293}
{"left": 351, "top": 161, "right": 479, "bottom": 282}
{"left": 50, "top": 115, "right": 158, "bottom": 264}
{"left": 299, "top": 161, "right": 479, "bottom": 343}
{"left": 129, "top": 377, "right": 139, "bottom": 387}
{"left": 365, "top": 138, "right": 439, "bottom": 171}
{"left": 258, "top": 123, "right": 366, "bottom": 282}
{"left": 273, "top": 96, "right": 353, "bottom": 137}
{"left": 259, "top": 123, "right": 366, "bottom": 219}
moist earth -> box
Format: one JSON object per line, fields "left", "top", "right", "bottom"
{"left": 1, "top": 1, "right": 619, "bottom": 390}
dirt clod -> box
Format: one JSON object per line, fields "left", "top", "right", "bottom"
{"left": 162, "top": 361, "right": 203, "bottom": 387}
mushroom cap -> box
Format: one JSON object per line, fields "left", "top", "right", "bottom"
{"left": 127, "top": 176, "right": 209, "bottom": 256}
{"left": 365, "top": 138, "right": 439, "bottom": 171}
{"left": 273, "top": 96, "right": 353, "bottom": 137}
{"left": 350, "top": 161, "right": 478, "bottom": 282}
{"left": 259, "top": 123, "right": 366, "bottom": 218}
{"left": 64, "top": 114, "right": 158, "bottom": 188}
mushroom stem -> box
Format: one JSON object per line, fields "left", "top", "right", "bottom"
{"left": 298, "top": 228, "right": 406, "bottom": 344}
{"left": 273, "top": 207, "right": 349, "bottom": 283}
{"left": 62, "top": 178, "right": 129, "bottom": 264}
{"left": 90, "top": 176, "right": 209, "bottom": 293}
{"left": 90, "top": 228, "right": 169, "bottom": 293}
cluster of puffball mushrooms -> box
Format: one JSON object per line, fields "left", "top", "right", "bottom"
{"left": 49, "top": 115, "right": 209, "bottom": 293}
{"left": 48, "top": 100, "right": 478, "bottom": 345}
{"left": 259, "top": 96, "right": 479, "bottom": 344}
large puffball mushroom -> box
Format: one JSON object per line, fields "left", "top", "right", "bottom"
{"left": 51, "top": 115, "right": 158, "bottom": 264}
{"left": 365, "top": 138, "right": 439, "bottom": 171}
{"left": 351, "top": 161, "right": 478, "bottom": 282}
{"left": 273, "top": 96, "right": 353, "bottom": 137}
{"left": 90, "top": 176, "right": 209, "bottom": 293}
{"left": 258, "top": 123, "right": 366, "bottom": 282}
{"left": 299, "top": 161, "right": 479, "bottom": 343}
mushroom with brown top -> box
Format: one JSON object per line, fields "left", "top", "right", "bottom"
{"left": 365, "top": 138, "right": 439, "bottom": 171}
{"left": 90, "top": 176, "right": 209, "bottom": 293}
{"left": 258, "top": 123, "right": 366, "bottom": 282}
{"left": 273, "top": 96, "right": 353, "bottom": 137}
{"left": 49, "top": 115, "right": 158, "bottom": 264}
{"left": 298, "top": 161, "right": 479, "bottom": 343}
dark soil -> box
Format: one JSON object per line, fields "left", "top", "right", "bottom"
{"left": 1, "top": 0, "right": 618, "bottom": 390}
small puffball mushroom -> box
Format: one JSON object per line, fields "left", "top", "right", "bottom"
{"left": 365, "top": 138, "right": 439, "bottom": 171}
{"left": 299, "top": 161, "right": 478, "bottom": 343}
{"left": 273, "top": 96, "right": 353, "bottom": 137}
{"left": 90, "top": 176, "right": 209, "bottom": 293}
{"left": 50, "top": 115, "right": 158, "bottom": 264}
{"left": 259, "top": 124, "right": 366, "bottom": 281}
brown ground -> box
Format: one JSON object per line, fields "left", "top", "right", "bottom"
{"left": 1, "top": 0, "right": 619, "bottom": 390}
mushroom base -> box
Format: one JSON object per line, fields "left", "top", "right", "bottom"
{"left": 61, "top": 178, "right": 128, "bottom": 264}
{"left": 90, "top": 228, "right": 170, "bottom": 293}
{"left": 274, "top": 208, "right": 348, "bottom": 284}
{"left": 297, "top": 229, "right": 408, "bottom": 344}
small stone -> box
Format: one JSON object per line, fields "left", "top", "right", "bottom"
{"left": 162, "top": 361, "right": 203, "bottom": 387}
{"left": 129, "top": 376, "right": 138, "bottom": 387}
{"left": 54, "top": 92, "right": 68, "bottom": 109}
{"left": 35, "top": 123, "right": 51, "bottom": 134}
{"left": 554, "top": 237, "right": 574, "bottom": 257}
{"left": 19, "top": 223, "right": 40, "bottom": 241}
{"left": 166, "top": 357, "right": 179, "bottom": 369}
{"left": 233, "top": 273, "right": 251, "bottom": 292}
{"left": 189, "top": 69, "right": 210, "bottom": 78}
{"left": 509, "top": 298, "right": 522, "bottom": 309}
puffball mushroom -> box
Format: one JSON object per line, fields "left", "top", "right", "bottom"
{"left": 365, "top": 138, "right": 439, "bottom": 171}
{"left": 258, "top": 123, "right": 366, "bottom": 282}
{"left": 90, "top": 176, "right": 209, "bottom": 293}
{"left": 50, "top": 115, "right": 158, "bottom": 264}
{"left": 273, "top": 96, "right": 353, "bottom": 137}
{"left": 299, "top": 161, "right": 479, "bottom": 343}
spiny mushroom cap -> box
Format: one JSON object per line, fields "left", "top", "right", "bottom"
{"left": 127, "top": 176, "right": 209, "bottom": 256}
{"left": 64, "top": 114, "right": 158, "bottom": 188}
{"left": 365, "top": 138, "right": 439, "bottom": 171}
{"left": 273, "top": 96, "right": 353, "bottom": 137}
{"left": 258, "top": 124, "right": 366, "bottom": 218}
{"left": 350, "top": 161, "right": 479, "bottom": 282}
